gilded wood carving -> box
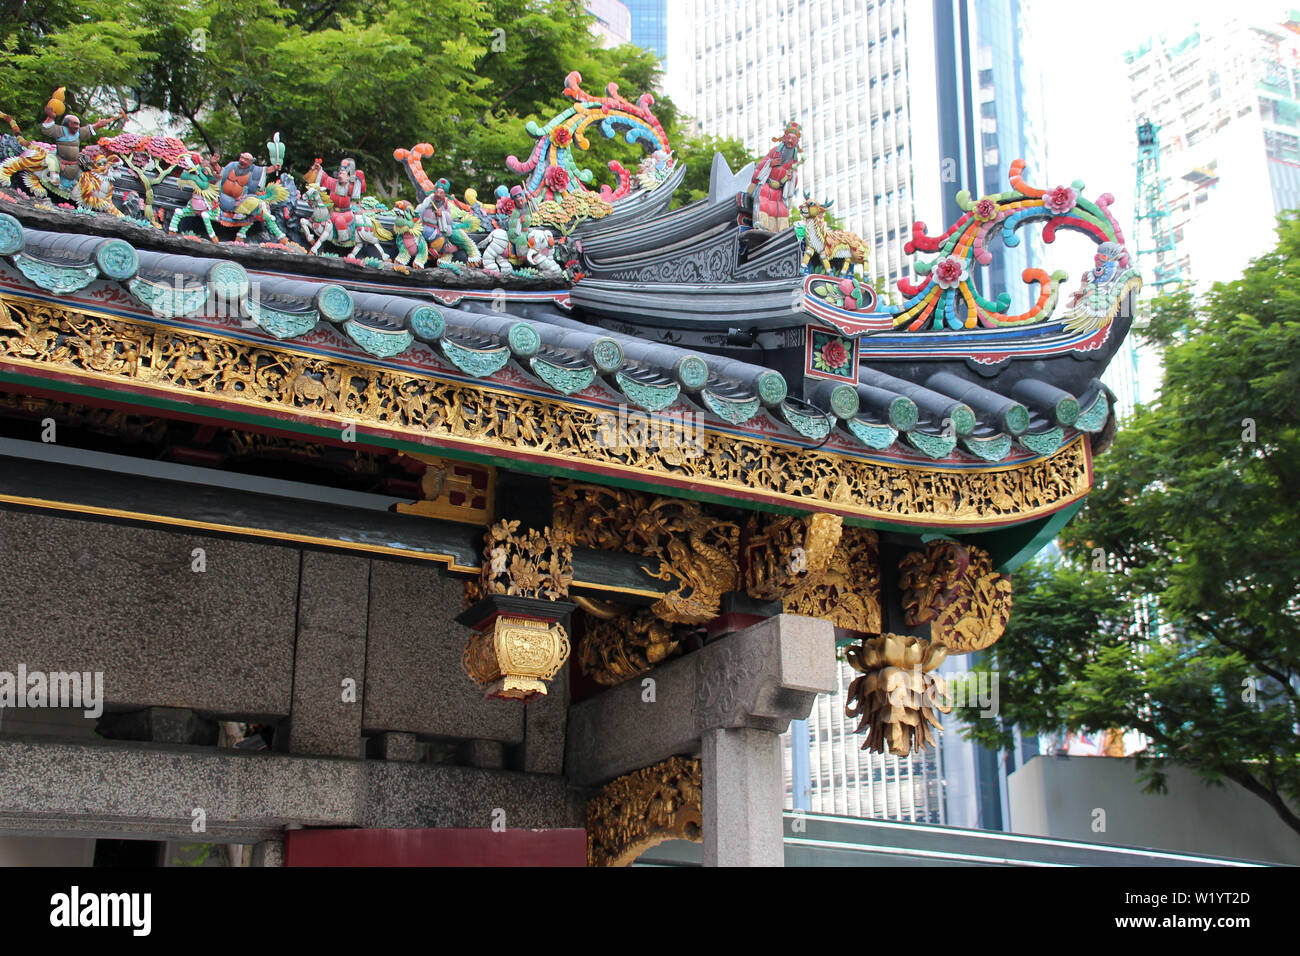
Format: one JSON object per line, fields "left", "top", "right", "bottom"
{"left": 845, "top": 633, "right": 951, "bottom": 756}
{"left": 0, "top": 296, "right": 1093, "bottom": 527}
{"left": 587, "top": 756, "right": 703, "bottom": 867}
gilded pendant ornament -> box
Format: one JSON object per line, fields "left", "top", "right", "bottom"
{"left": 0, "top": 297, "right": 1094, "bottom": 529}
{"left": 845, "top": 634, "right": 951, "bottom": 756}
{"left": 553, "top": 481, "right": 739, "bottom": 625}
{"left": 579, "top": 607, "right": 680, "bottom": 686}
{"left": 461, "top": 615, "right": 571, "bottom": 701}
{"left": 586, "top": 756, "right": 703, "bottom": 867}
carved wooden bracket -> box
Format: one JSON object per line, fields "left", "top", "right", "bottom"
{"left": 579, "top": 607, "right": 680, "bottom": 686}
{"left": 898, "top": 541, "right": 1012, "bottom": 653}
{"left": 586, "top": 756, "right": 703, "bottom": 867}
{"left": 742, "top": 512, "right": 843, "bottom": 601}
{"left": 553, "top": 481, "right": 739, "bottom": 625}
{"left": 780, "top": 525, "right": 882, "bottom": 633}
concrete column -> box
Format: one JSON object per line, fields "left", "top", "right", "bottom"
{"left": 702, "top": 727, "right": 784, "bottom": 866}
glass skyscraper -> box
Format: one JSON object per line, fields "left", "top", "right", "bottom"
{"left": 625, "top": 0, "right": 669, "bottom": 61}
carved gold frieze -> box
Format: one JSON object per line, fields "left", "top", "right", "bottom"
{"left": 462, "top": 615, "right": 571, "bottom": 701}
{"left": 743, "top": 512, "right": 843, "bottom": 601}
{"left": 554, "top": 481, "right": 739, "bottom": 624}
{"left": 781, "top": 526, "right": 882, "bottom": 634}
{"left": 899, "top": 541, "right": 1012, "bottom": 654}
{"left": 580, "top": 607, "right": 680, "bottom": 686}
{"left": 587, "top": 756, "right": 703, "bottom": 867}
{"left": 845, "top": 633, "right": 952, "bottom": 756}
{"left": 0, "top": 295, "right": 1092, "bottom": 526}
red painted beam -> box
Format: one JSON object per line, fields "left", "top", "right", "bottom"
{"left": 284, "top": 828, "right": 587, "bottom": 867}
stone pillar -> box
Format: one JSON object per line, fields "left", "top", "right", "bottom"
{"left": 567, "top": 613, "right": 835, "bottom": 866}
{"left": 251, "top": 838, "right": 285, "bottom": 867}
{"left": 702, "top": 727, "right": 784, "bottom": 866}
{"left": 284, "top": 552, "right": 371, "bottom": 758}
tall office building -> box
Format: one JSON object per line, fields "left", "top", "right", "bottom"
{"left": 625, "top": 0, "right": 669, "bottom": 62}
{"left": 672, "top": 0, "right": 1048, "bottom": 827}
{"left": 1125, "top": 13, "right": 1300, "bottom": 287}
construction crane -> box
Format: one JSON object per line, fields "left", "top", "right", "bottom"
{"left": 1133, "top": 119, "right": 1184, "bottom": 289}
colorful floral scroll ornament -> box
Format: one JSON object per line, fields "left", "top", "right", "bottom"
{"left": 881, "top": 160, "right": 1138, "bottom": 332}
{"left": 506, "top": 71, "right": 673, "bottom": 204}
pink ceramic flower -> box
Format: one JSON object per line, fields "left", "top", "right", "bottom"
{"left": 932, "top": 255, "right": 968, "bottom": 289}
{"left": 544, "top": 165, "right": 570, "bottom": 192}
{"left": 1043, "top": 185, "right": 1077, "bottom": 215}
{"left": 973, "top": 197, "right": 998, "bottom": 222}
{"left": 821, "top": 340, "right": 848, "bottom": 369}
{"left": 552, "top": 126, "right": 573, "bottom": 147}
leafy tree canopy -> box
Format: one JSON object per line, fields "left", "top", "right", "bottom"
{"left": 0, "top": 0, "right": 747, "bottom": 202}
{"left": 954, "top": 216, "right": 1300, "bottom": 837}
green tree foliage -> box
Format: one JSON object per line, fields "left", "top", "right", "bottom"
{"left": 1, "top": 0, "right": 747, "bottom": 203}
{"left": 954, "top": 217, "right": 1300, "bottom": 837}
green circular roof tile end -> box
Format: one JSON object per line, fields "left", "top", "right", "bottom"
{"left": 94, "top": 239, "right": 138, "bottom": 281}
{"left": 950, "top": 403, "right": 976, "bottom": 436}
{"left": 316, "top": 284, "right": 354, "bottom": 323}
{"left": 507, "top": 321, "right": 540, "bottom": 358}
{"left": 675, "top": 355, "right": 709, "bottom": 391}
{"left": 828, "top": 383, "right": 860, "bottom": 420}
{"left": 1003, "top": 403, "right": 1031, "bottom": 435}
{"left": 1056, "top": 396, "right": 1081, "bottom": 426}
{"left": 0, "top": 213, "right": 23, "bottom": 256}
{"left": 207, "top": 260, "right": 250, "bottom": 301}
{"left": 889, "top": 397, "right": 918, "bottom": 431}
{"left": 409, "top": 305, "right": 445, "bottom": 341}
{"left": 757, "top": 370, "right": 787, "bottom": 406}
{"left": 590, "top": 338, "right": 623, "bottom": 373}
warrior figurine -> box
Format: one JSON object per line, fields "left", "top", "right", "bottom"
{"left": 415, "top": 177, "right": 480, "bottom": 265}
{"left": 40, "top": 93, "right": 125, "bottom": 192}
{"left": 217, "top": 151, "right": 287, "bottom": 241}
{"left": 305, "top": 157, "right": 365, "bottom": 238}
{"left": 751, "top": 120, "right": 801, "bottom": 232}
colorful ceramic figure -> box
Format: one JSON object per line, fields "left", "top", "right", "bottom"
{"left": 414, "top": 178, "right": 481, "bottom": 266}
{"left": 751, "top": 121, "right": 801, "bottom": 232}
{"left": 391, "top": 200, "right": 429, "bottom": 272}
{"left": 299, "top": 185, "right": 391, "bottom": 259}
{"left": 170, "top": 156, "right": 222, "bottom": 240}
{"left": 215, "top": 149, "right": 288, "bottom": 241}
{"left": 525, "top": 227, "right": 563, "bottom": 277}
{"left": 304, "top": 157, "right": 366, "bottom": 240}
{"left": 798, "top": 197, "right": 869, "bottom": 278}
{"left": 0, "top": 89, "right": 126, "bottom": 214}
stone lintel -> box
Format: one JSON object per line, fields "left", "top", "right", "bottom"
{"left": 0, "top": 738, "right": 583, "bottom": 843}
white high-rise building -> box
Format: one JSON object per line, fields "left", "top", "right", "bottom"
{"left": 668, "top": 0, "right": 950, "bottom": 292}
{"left": 1125, "top": 13, "right": 1300, "bottom": 288}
